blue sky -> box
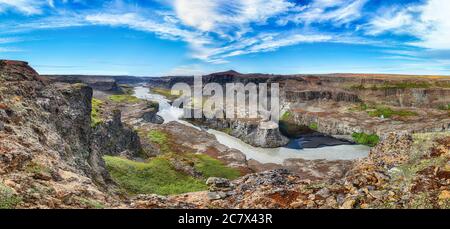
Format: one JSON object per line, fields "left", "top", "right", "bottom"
{"left": 0, "top": 0, "right": 449, "bottom": 76}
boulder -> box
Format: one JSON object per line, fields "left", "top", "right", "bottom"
{"left": 206, "top": 177, "right": 232, "bottom": 192}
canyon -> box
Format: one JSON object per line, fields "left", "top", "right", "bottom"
{"left": 1, "top": 60, "right": 449, "bottom": 209}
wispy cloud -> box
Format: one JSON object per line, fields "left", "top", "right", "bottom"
{"left": 0, "top": 37, "right": 23, "bottom": 44}
{"left": 0, "top": 0, "right": 51, "bottom": 15}
{"left": 277, "top": 0, "right": 368, "bottom": 26}
{"left": 365, "top": 0, "right": 450, "bottom": 50}
{"left": 0, "top": 47, "right": 23, "bottom": 52}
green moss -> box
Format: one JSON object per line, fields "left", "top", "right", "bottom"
{"left": 435, "top": 81, "right": 450, "bottom": 88}
{"left": 76, "top": 197, "right": 105, "bottom": 209}
{"left": 0, "top": 183, "right": 21, "bottom": 209}
{"left": 350, "top": 82, "right": 432, "bottom": 90}
{"left": 104, "top": 156, "right": 207, "bottom": 196}
{"left": 91, "top": 98, "right": 104, "bottom": 127}
{"left": 151, "top": 87, "right": 181, "bottom": 101}
{"left": 438, "top": 104, "right": 450, "bottom": 111}
{"left": 396, "top": 155, "right": 447, "bottom": 183}
{"left": 380, "top": 82, "right": 431, "bottom": 89}
{"left": 25, "top": 162, "right": 51, "bottom": 175}
{"left": 309, "top": 122, "right": 318, "bottom": 131}
{"left": 147, "top": 130, "right": 170, "bottom": 153}
{"left": 352, "top": 132, "right": 380, "bottom": 147}
{"left": 349, "top": 84, "right": 366, "bottom": 90}
{"left": 108, "top": 94, "right": 141, "bottom": 103}
{"left": 193, "top": 154, "right": 240, "bottom": 180}
{"left": 280, "top": 111, "right": 292, "bottom": 121}
{"left": 222, "top": 128, "right": 232, "bottom": 135}
{"left": 368, "top": 106, "right": 418, "bottom": 118}
{"left": 348, "top": 103, "right": 369, "bottom": 112}
{"left": 147, "top": 130, "right": 167, "bottom": 144}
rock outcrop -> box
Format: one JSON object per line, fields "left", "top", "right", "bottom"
{"left": 190, "top": 118, "right": 289, "bottom": 148}
{"left": 91, "top": 110, "right": 143, "bottom": 159}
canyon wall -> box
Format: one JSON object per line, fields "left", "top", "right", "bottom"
{"left": 0, "top": 61, "right": 144, "bottom": 208}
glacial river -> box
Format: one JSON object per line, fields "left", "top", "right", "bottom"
{"left": 134, "top": 86, "right": 370, "bottom": 164}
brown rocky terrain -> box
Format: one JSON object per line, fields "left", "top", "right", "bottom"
{"left": 1, "top": 60, "right": 449, "bottom": 209}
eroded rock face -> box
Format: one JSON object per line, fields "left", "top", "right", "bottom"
{"left": 191, "top": 118, "right": 289, "bottom": 148}
{"left": 42, "top": 75, "right": 121, "bottom": 92}
{"left": 285, "top": 90, "right": 361, "bottom": 103}
{"left": 91, "top": 110, "right": 143, "bottom": 160}
{"left": 0, "top": 60, "right": 133, "bottom": 208}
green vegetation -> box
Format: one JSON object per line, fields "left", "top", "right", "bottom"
{"left": 368, "top": 106, "right": 418, "bottom": 118}
{"left": 281, "top": 111, "right": 292, "bottom": 121}
{"left": 108, "top": 94, "right": 141, "bottom": 103}
{"left": 25, "top": 162, "right": 51, "bottom": 175}
{"left": 91, "top": 98, "right": 104, "bottom": 127}
{"left": 309, "top": 122, "right": 318, "bottom": 131}
{"left": 350, "top": 82, "right": 432, "bottom": 90}
{"left": 194, "top": 154, "right": 240, "bottom": 180}
{"left": 352, "top": 132, "right": 380, "bottom": 147}
{"left": 147, "top": 130, "right": 170, "bottom": 153}
{"left": 435, "top": 81, "right": 450, "bottom": 88}
{"left": 380, "top": 82, "right": 431, "bottom": 89}
{"left": 104, "top": 156, "right": 207, "bottom": 195}
{"left": 147, "top": 130, "right": 168, "bottom": 145}
{"left": 151, "top": 87, "right": 181, "bottom": 101}
{"left": 222, "top": 128, "right": 232, "bottom": 135}
{"left": 348, "top": 103, "right": 369, "bottom": 112}
{"left": 76, "top": 197, "right": 105, "bottom": 209}
{"left": 397, "top": 155, "right": 447, "bottom": 183}
{"left": 105, "top": 125, "right": 242, "bottom": 196}
{"left": 0, "top": 183, "right": 21, "bottom": 209}
{"left": 438, "top": 104, "right": 450, "bottom": 111}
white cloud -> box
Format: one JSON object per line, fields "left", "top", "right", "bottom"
{"left": 173, "top": 0, "right": 294, "bottom": 34}
{"left": 0, "top": 37, "right": 22, "bottom": 44}
{"left": 366, "top": 0, "right": 450, "bottom": 50}
{"left": 0, "top": 47, "right": 22, "bottom": 52}
{"left": 278, "top": 0, "right": 368, "bottom": 26}
{"left": 0, "top": 0, "right": 50, "bottom": 15}
{"left": 220, "top": 33, "right": 332, "bottom": 58}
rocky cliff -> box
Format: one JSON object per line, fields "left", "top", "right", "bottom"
{"left": 147, "top": 71, "right": 450, "bottom": 143}
{"left": 0, "top": 60, "right": 144, "bottom": 208}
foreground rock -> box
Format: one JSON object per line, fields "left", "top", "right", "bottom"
{"left": 167, "top": 132, "right": 449, "bottom": 209}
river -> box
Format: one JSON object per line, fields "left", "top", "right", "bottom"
{"left": 133, "top": 86, "right": 370, "bottom": 164}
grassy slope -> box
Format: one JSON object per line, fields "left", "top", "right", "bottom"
{"left": 104, "top": 156, "right": 206, "bottom": 195}
{"left": 105, "top": 129, "right": 241, "bottom": 196}
{"left": 108, "top": 94, "right": 141, "bottom": 103}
